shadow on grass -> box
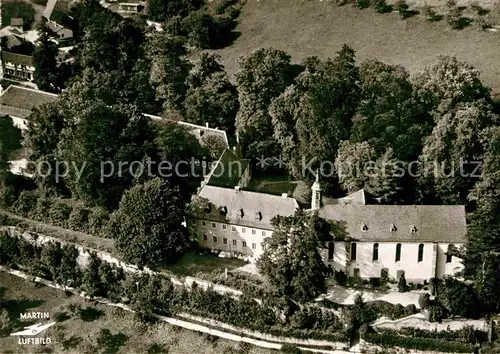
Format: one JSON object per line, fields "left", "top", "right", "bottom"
{"left": 147, "top": 344, "right": 169, "bottom": 354}
{"left": 78, "top": 307, "right": 104, "bottom": 322}
{"left": 62, "top": 335, "right": 82, "bottom": 350}
{"left": 427, "top": 14, "right": 444, "bottom": 22}
{"left": 97, "top": 329, "right": 128, "bottom": 354}
{"left": 4, "top": 298, "right": 45, "bottom": 322}
{"left": 454, "top": 17, "right": 473, "bottom": 29}
{"left": 401, "top": 9, "right": 420, "bottom": 19}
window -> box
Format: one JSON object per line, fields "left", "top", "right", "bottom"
{"left": 242, "top": 228, "right": 246, "bottom": 233}
{"left": 350, "top": 242, "right": 357, "bottom": 261}
{"left": 222, "top": 224, "right": 227, "bottom": 230}
{"left": 232, "top": 240, "right": 237, "bottom": 246}
{"left": 373, "top": 243, "right": 379, "bottom": 261}
{"left": 232, "top": 226, "right": 236, "bottom": 232}
{"left": 418, "top": 244, "right": 424, "bottom": 262}
{"left": 262, "top": 231, "right": 266, "bottom": 237}
{"left": 213, "top": 236, "right": 218, "bottom": 243}
{"left": 446, "top": 244, "right": 454, "bottom": 263}
{"left": 395, "top": 243, "right": 402, "bottom": 262}
{"left": 252, "top": 243, "right": 256, "bottom": 249}
{"left": 203, "top": 234, "right": 207, "bottom": 241}
{"left": 201, "top": 221, "right": 206, "bottom": 227}
{"left": 211, "top": 222, "right": 216, "bottom": 229}
{"left": 223, "top": 238, "right": 228, "bottom": 245}
{"left": 242, "top": 241, "right": 247, "bottom": 248}
{"left": 328, "top": 242, "right": 334, "bottom": 260}
{"left": 361, "top": 224, "right": 368, "bottom": 232}
{"left": 252, "top": 229, "right": 256, "bottom": 235}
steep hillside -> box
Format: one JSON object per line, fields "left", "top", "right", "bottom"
{"left": 215, "top": 0, "right": 500, "bottom": 93}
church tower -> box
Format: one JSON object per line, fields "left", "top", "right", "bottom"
{"left": 311, "top": 171, "right": 321, "bottom": 210}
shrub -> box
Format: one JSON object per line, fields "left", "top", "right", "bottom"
{"left": 67, "top": 204, "right": 90, "bottom": 233}
{"left": 215, "top": 0, "right": 237, "bottom": 15}
{"left": 365, "top": 330, "right": 476, "bottom": 352}
{"left": 88, "top": 207, "right": 109, "bottom": 236}
{"left": 0, "top": 308, "right": 12, "bottom": 335}
{"left": 396, "top": 0, "right": 409, "bottom": 18}
{"left": 398, "top": 272, "right": 408, "bottom": 292}
{"left": 355, "top": 0, "right": 370, "bottom": 9}
{"left": 48, "top": 201, "right": 72, "bottom": 227}
{"left": 373, "top": 0, "right": 392, "bottom": 13}
{"left": 12, "top": 190, "right": 38, "bottom": 217}
{"left": 423, "top": 4, "right": 442, "bottom": 21}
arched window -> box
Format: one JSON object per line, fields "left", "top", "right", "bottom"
{"left": 395, "top": 243, "right": 402, "bottom": 262}
{"left": 328, "top": 242, "right": 334, "bottom": 260}
{"left": 373, "top": 243, "right": 379, "bottom": 261}
{"left": 446, "top": 244, "right": 454, "bottom": 263}
{"left": 351, "top": 242, "right": 357, "bottom": 261}
{"left": 418, "top": 244, "right": 424, "bottom": 262}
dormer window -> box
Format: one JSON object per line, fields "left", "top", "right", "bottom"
{"left": 361, "top": 224, "right": 368, "bottom": 232}
{"left": 204, "top": 203, "right": 212, "bottom": 213}
{"left": 219, "top": 206, "right": 227, "bottom": 216}
{"left": 255, "top": 211, "right": 262, "bottom": 221}
{"left": 411, "top": 225, "right": 417, "bottom": 233}
{"left": 390, "top": 224, "right": 397, "bottom": 232}
{"left": 238, "top": 209, "right": 244, "bottom": 218}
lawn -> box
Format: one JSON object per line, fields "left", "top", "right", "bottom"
{"left": 215, "top": 0, "right": 500, "bottom": 94}
{"left": 0, "top": 272, "right": 274, "bottom": 353}
{"left": 162, "top": 252, "right": 247, "bottom": 277}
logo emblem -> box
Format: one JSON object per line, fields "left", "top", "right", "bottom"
{"left": 10, "top": 322, "right": 56, "bottom": 337}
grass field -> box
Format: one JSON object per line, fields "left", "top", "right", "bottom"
{"left": 0, "top": 272, "right": 274, "bottom": 354}
{"left": 215, "top": 0, "right": 500, "bottom": 94}
{"left": 163, "top": 252, "right": 246, "bottom": 277}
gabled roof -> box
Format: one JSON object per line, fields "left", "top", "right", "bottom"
{"left": 318, "top": 204, "right": 467, "bottom": 243}
{"left": 205, "top": 149, "right": 249, "bottom": 188}
{"left": 2, "top": 51, "right": 33, "bottom": 66}
{"left": 192, "top": 185, "right": 299, "bottom": 230}
{"left": 43, "top": 0, "right": 74, "bottom": 27}
{"left": 144, "top": 113, "right": 230, "bottom": 149}
{"left": 0, "top": 85, "right": 58, "bottom": 119}
{"left": 323, "top": 189, "right": 382, "bottom": 206}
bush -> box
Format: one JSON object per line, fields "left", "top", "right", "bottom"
{"left": 355, "top": 0, "right": 370, "bottom": 9}
{"left": 398, "top": 272, "right": 408, "bottom": 292}
{"left": 215, "top": 0, "right": 238, "bottom": 15}
{"left": 373, "top": 0, "right": 392, "bottom": 13}
{"left": 396, "top": 0, "right": 409, "bottom": 17}
{"left": 12, "top": 190, "right": 38, "bottom": 217}
{"left": 423, "top": 4, "right": 442, "bottom": 21}
{"left": 0, "top": 308, "right": 12, "bottom": 335}
{"left": 48, "top": 201, "right": 72, "bottom": 227}
{"left": 365, "top": 329, "right": 477, "bottom": 352}
{"left": 88, "top": 207, "right": 109, "bottom": 236}
{"left": 67, "top": 204, "right": 90, "bottom": 233}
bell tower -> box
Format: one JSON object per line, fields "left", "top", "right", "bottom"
{"left": 311, "top": 171, "right": 321, "bottom": 210}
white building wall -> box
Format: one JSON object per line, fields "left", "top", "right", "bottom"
{"left": 326, "top": 241, "right": 442, "bottom": 282}
{"left": 192, "top": 220, "right": 271, "bottom": 259}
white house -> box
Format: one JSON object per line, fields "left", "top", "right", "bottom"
{"left": 189, "top": 185, "right": 299, "bottom": 260}
{"left": 0, "top": 50, "right": 35, "bottom": 82}
{"left": 0, "top": 85, "right": 58, "bottom": 129}
{"left": 43, "top": 0, "right": 75, "bottom": 40}
{"left": 191, "top": 172, "right": 467, "bottom": 283}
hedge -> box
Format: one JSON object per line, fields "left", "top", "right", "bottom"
{"left": 364, "top": 331, "right": 476, "bottom": 353}
{"left": 0, "top": 232, "right": 350, "bottom": 344}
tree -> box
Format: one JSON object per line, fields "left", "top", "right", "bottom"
{"left": 58, "top": 102, "right": 155, "bottom": 208}
{"left": 413, "top": 56, "right": 491, "bottom": 111}
{"left": 398, "top": 272, "right": 408, "bottom": 292}
{"left": 25, "top": 102, "right": 67, "bottom": 195}
{"left": 33, "top": 19, "right": 60, "bottom": 93}
{"left": 335, "top": 141, "right": 377, "bottom": 193}
{"left": 236, "top": 48, "right": 296, "bottom": 157}
{"left": 257, "top": 210, "right": 329, "bottom": 303}
{"left": 148, "top": 33, "right": 192, "bottom": 112}
{"left": 468, "top": 126, "right": 500, "bottom": 223}
{"left": 108, "top": 178, "right": 189, "bottom": 267}
{"left": 418, "top": 100, "right": 498, "bottom": 204}
{"left": 184, "top": 57, "right": 238, "bottom": 132}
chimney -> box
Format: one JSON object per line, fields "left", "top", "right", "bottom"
{"left": 234, "top": 186, "right": 240, "bottom": 191}
{"left": 281, "top": 193, "right": 288, "bottom": 198}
